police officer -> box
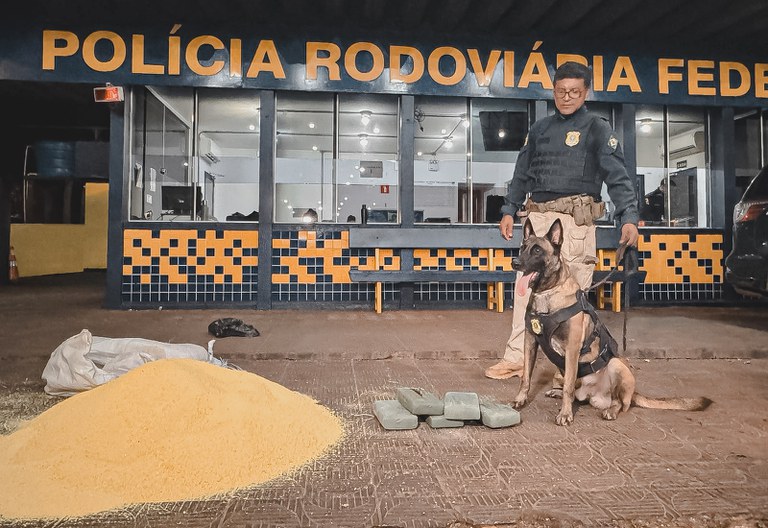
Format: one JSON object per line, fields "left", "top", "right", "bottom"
{"left": 485, "top": 61, "right": 640, "bottom": 381}
{"left": 641, "top": 179, "right": 673, "bottom": 223}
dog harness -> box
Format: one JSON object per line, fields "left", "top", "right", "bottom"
{"left": 525, "top": 289, "right": 618, "bottom": 378}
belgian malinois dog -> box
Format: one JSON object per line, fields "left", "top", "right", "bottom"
{"left": 511, "top": 218, "right": 712, "bottom": 425}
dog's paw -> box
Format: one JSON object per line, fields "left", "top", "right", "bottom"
{"left": 512, "top": 394, "right": 528, "bottom": 409}
{"left": 555, "top": 411, "right": 573, "bottom": 426}
{"left": 601, "top": 409, "right": 618, "bottom": 421}
{"left": 545, "top": 388, "right": 563, "bottom": 399}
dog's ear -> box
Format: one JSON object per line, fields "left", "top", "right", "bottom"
{"left": 523, "top": 218, "right": 534, "bottom": 241}
{"left": 546, "top": 219, "right": 564, "bottom": 248}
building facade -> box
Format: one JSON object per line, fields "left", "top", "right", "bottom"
{"left": 2, "top": 8, "right": 767, "bottom": 309}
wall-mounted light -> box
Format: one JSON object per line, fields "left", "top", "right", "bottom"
{"left": 361, "top": 112, "right": 371, "bottom": 126}
{"left": 417, "top": 151, "right": 423, "bottom": 156}
{"left": 249, "top": 124, "right": 255, "bottom": 131}
{"left": 312, "top": 145, "right": 318, "bottom": 151}
{"left": 373, "top": 126, "right": 380, "bottom": 134}
{"left": 498, "top": 129, "right": 506, "bottom": 138}
{"left": 462, "top": 114, "right": 470, "bottom": 128}
{"left": 639, "top": 118, "right": 653, "bottom": 134}
{"left": 308, "top": 122, "right": 315, "bottom": 129}
{"left": 445, "top": 136, "right": 454, "bottom": 149}
{"left": 359, "top": 134, "right": 369, "bottom": 147}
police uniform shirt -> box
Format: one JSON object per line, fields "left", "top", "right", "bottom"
{"left": 502, "top": 105, "right": 639, "bottom": 227}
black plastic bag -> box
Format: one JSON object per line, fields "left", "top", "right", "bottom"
{"left": 208, "top": 318, "right": 260, "bottom": 338}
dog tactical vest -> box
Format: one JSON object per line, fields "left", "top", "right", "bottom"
{"left": 525, "top": 289, "right": 618, "bottom": 378}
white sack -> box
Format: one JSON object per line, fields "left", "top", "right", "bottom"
{"left": 42, "top": 329, "right": 223, "bottom": 397}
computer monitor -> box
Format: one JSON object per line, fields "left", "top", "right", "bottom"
{"left": 162, "top": 185, "right": 202, "bottom": 216}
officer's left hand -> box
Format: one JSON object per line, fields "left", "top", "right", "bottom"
{"left": 620, "top": 223, "right": 639, "bottom": 247}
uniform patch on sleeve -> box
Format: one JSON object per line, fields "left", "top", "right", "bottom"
{"left": 608, "top": 136, "right": 618, "bottom": 150}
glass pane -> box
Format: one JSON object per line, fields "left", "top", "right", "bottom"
{"left": 668, "top": 106, "right": 707, "bottom": 227}
{"left": 636, "top": 105, "right": 668, "bottom": 226}
{"left": 131, "top": 87, "right": 194, "bottom": 222}
{"left": 470, "top": 98, "right": 529, "bottom": 224}
{"left": 275, "top": 92, "right": 334, "bottom": 224}
{"left": 197, "top": 88, "right": 260, "bottom": 222}
{"left": 414, "top": 96, "right": 468, "bottom": 224}
{"left": 734, "top": 109, "right": 761, "bottom": 196}
{"left": 338, "top": 93, "right": 399, "bottom": 224}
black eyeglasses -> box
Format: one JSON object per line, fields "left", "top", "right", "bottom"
{"left": 554, "top": 88, "right": 584, "bottom": 99}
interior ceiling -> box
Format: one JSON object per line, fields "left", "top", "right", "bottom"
{"left": 1, "top": 0, "right": 765, "bottom": 141}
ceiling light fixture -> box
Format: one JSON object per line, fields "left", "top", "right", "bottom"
{"left": 308, "top": 122, "right": 315, "bottom": 129}
{"left": 462, "top": 115, "right": 470, "bottom": 128}
{"left": 498, "top": 129, "right": 506, "bottom": 138}
{"left": 249, "top": 124, "right": 255, "bottom": 131}
{"left": 361, "top": 112, "right": 371, "bottom": 126}
{"left": 359, "top": 134, "right": 369, "bottom": 147}
{"left": 445, "top": 136, "right": 454, "bottom": 149}
{"left": 417, "top": 151, "right": 423, "bottom": 156}
{"left": 312, "top": 145, "right": 318, "bottom": 151}
{"left": 373, "top": 126, "right": 380, "bottom": 134}
{"left": 639, "top": 118, "right": 653, "bottom": 134}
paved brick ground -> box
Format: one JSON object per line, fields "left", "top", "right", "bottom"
{"left": 0, "top": 273, "right": 767, "bottom": 527}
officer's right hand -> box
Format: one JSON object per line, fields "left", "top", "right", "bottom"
{"left": 499, "top": 214, "right": 515, "bottom": 241}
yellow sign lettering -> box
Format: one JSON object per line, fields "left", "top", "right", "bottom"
{"left": 131, "top": 35, "right": 164, "bottom": 75}
{"left": 606, "top": 56, "right": 641, "bottom": 92}
{"left": 658, "top": 58, "right": 684, "bottom": 94}
{"left": 168, "top": 36, "right": 181, "bottom": 75}
{"left": 389, "top": 45, "right": 424, "bottom": 83}
{"left": 82, "top": 31, "right": 126, "bottom": 72}
{"left": 246, "top": 40, "right": 286, "bottom": 79}
{"left": 518, "top": 52, "right": 551, "bottom": 89}
{"left": 503, "top": 51, "right": 515, "bottom": 87}
{"left": 42, "top": 30, "right": 79, "bottom": 70}
{"left": 467, "top": 49, "right": 501, "bottom": 87}
{"left": 719, "top": 62, "right": 750, "bottom": 97}
{"left": 344, "top": 42, "right": 384, "bottom": 82}
{"left": 427, "top": 47, "right": 466, "bottom": 86}
{"left": 186, "top": 35, "right": 225, "bottom": 76}
{"left": 306, "top": 42, "right": 341, "bottom": 81}
{"left": 688, "top": 60, "right": 716, "bottom": 96}
{"left": 756, "top": 63, "right": 768, "bottom": 98}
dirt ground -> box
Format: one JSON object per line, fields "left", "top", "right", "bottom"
{"left": 0, "top": 273, "right": 766, "bottom": 527}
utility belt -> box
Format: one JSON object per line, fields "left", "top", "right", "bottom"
{"left": 525, "top": 195, "right": 605, "bottom": 226}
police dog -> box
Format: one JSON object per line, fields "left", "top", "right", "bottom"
{"left": 511, "top": 218, "right": 711, "bottom": 425}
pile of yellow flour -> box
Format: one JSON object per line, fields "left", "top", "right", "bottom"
{"left": 0, "top": 359, "right": 344, "bottom": 520}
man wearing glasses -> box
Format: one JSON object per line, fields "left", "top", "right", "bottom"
{"left": 485, "top": 61, "right": 640, "bottom": 385}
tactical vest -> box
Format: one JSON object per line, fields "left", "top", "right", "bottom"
{"left": 527, "top": 114, "right": 602, "bottom": 197}
{"left": 525, "top": 289, "right": 618, "bottom": 378}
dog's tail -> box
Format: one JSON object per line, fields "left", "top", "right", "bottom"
{"left": 632, "top": 393, "right": 712, "bottom": 411}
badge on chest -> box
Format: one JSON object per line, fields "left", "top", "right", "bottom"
{"left": 565, "top": 131, "right": 581, "bottom": 147}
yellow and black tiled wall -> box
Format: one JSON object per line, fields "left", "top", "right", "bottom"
{"left": 122, "top": 229, "right": 258, "bottom": 303}
{"left": 637, "top": 232, "right": 723, "bottom": 301}
{"left": 271, "top": 230, "right": 397, "bottom": 301}
{"left": 122, "top": 228, "right": 724, "bottom": 306}
{"left": 270, "top": 231, "right": 516, "bottom": 303}
{"left": 414, "top": 248, "right": 516, "bottom": 301}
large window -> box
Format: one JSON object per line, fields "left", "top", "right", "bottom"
{"left": 734, "top": 109, "right": 764, "bottom": 197}
{"left": 197, "top": 89, "right": 260, "bottom": 222}
{"left": 636, "top": 105, "right": 709, "bottom": 227}
{"left": 414, "top": 97, "right": 529, "bottom": 224}
{"left": 275, "top": 92, "right": 398, "bottom": 224}
{"left": 130, "top": 87, "right": 194, "bottom": 221}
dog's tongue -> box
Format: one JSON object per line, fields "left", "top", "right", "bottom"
{"left": 516, "top": 272, "right": 537, "bottom": 297}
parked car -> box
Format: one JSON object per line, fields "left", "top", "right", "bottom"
{"left": 725, "top": 165, "right": 768, "bottom": 297}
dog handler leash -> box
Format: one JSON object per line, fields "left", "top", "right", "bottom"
{"left": 585, "top": 242, "right": 640, "bottom": 354}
